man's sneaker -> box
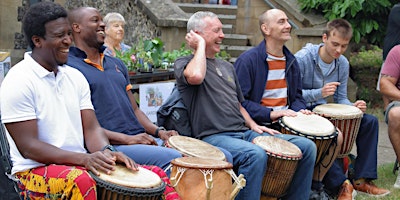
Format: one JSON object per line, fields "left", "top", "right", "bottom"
{"left": 337, "top": 180, "right": 357, "bottom": 200}
{"left": 309, "top": 188, "right": 330, "bottom": 200}
{"left": 353, "top": 179, "right": 390, "bottom": 197}
{"left": 394, "top": 173, "right": 400, "bottom": 188}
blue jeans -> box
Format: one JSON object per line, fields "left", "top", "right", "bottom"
{"left": 202, "top": 130, "right": 316, "bottom": 200}
{"left": 115, "top": 138, "right": 181, "bottom": 170}
{"left": 323, "top": 114, "right": 379, "bottom": 191}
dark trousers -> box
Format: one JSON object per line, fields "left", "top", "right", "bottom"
{"left": 323, "top": 114, "right": 379, "bottom": 191}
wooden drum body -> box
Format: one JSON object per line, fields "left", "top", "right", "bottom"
{"left": 253, "top": 136, "right": 302, "bottom": 199}
{"left": 313, "top": 103, "right": 363, "bottom": 158}
{"left": 279, "top": 112, "right": 338, "bottom": 165}
{"left": 166, "top": 135, "right": 226, "bottom": 161}
{"left": 91, "top": 165, "right": 166, "bottom": 200}
{"left": 170, "top": 157, "right": 245, "bottom": 200}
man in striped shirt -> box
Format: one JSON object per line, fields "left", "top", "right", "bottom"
{"left": 234, "top": 9, "right": 341, "bottom": 200}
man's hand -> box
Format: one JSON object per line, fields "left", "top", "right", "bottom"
{"left": 158, "top": 129, "right": 179, "bottom": 142}
{"left": 299, "top": 109, "right": 313, "bottom": 115}
{"left": 270, "top": 109, "right": 298, "bottom": 122}
{"left": 322, "top": 82, "right": 340, "bottom": 98}
{"left": 353, "top": 100, "right": 367, "bottom": 113}
{"left": 186, "top": 30, "right": 205, "bottom": 50}
{"left": 251, "top": 124, "right": 281, "bottom": 135}
{"left": 125, "top": 133, "right": 158, "bottom": 145}
{"left": 84, "top": 150, "right": 138, "bottom": 176}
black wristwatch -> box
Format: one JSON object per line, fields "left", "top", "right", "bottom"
{"left": 154, "top": 126, "right": 166, "bottom": 138}
{"left": 102, "top": 144, "right": 117, "bottom": 152}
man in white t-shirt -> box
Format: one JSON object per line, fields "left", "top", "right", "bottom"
{"left": 0, "top": 2, "right": 137, "bottom": 199}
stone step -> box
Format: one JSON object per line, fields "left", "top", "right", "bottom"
{"left": 222, "top": 24, "right": 233, "bottom": 34}
{"left": 175, "top": 3, "right": 237, "bottom": 15}
{"left": 223, "top": 34, "right": 248, "bottom": 46}
{"left": 220, "top": 45, "right": 253, "bottom": 58}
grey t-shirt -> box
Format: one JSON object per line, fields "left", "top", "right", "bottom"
{"left": 174, "top": 55, "right": 248, "bottom": 139}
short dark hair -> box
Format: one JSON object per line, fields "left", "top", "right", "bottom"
{"left": 22, "top": 2, "right": 67, "bottom": 49}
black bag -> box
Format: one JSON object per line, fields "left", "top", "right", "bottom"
{"left": 0, "top": 122, "right": 21, "bottom": 200}
{"left": 157, "top": 86, "right": 192, "bottom": 137}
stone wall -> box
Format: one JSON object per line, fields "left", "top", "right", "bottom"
{"left": 65, "top": 0, "right": 160, "bottom": 46}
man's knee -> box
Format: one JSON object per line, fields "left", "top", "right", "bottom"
{"left": 388, "top": 106, "right": 400, "bottom": 121}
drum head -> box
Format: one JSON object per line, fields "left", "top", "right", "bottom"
{"left": 253, "top": 136, "right": 302, "bottom": 160}
{"left": 97, "top": 165, "right": 162, "bottom": 188}
{"left": 281, "top": 112, "right": 335, "bottom": 137}
{"left": 167, "top": 135, "right": 226, "bottom": 160}
{"left": 171, "top": 157, "right": 233, "bottom": 169}
{"left": 313, "top": 103, "right": 363, "bottom": 119}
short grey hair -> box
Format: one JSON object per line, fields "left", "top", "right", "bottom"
{"left": 103, "top": 12, "right": 125, "bottom": 27}
{"left": 187, "top": 11, "right": 218, "bottom": 33}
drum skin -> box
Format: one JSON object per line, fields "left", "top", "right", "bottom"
{"left": 313, "top": 103, "right": 363, "bottom": 158}
{"left": 279, "top": 112, "right": 337, "bottom": 165}
{"left": 166, "top": 135, "right": 226, "bottom": 161}
{"left": 253, "top": 136, "right": 302, "bottom": 198}
{"left": 90, "top": 165, "right": 166, "bottom": 200}
{"left": 170, "top": 157, "right": 233, "bottom": 200}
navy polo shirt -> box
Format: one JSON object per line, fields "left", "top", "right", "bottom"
{"left": 68, "top": 46, "right": 145, "bottom": 135}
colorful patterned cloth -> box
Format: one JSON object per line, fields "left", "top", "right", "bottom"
{"left": 16, "top": 165, "right": 96, "bottom": 200}
{"left": 16, "top": 164, "right": 180, "bottom": 200}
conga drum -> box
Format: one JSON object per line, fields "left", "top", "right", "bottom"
{"left": 166, "top": 135, "right": 226, "bottom": 161}
{"left": 253, "top": 136, "right": 302, "bottom": 199}
{"left": 279, "top": 112, "right": 338, "bottom": 165}
{"left": 313, "top": 103, "right": 363, "bottom": 158}
{"left": 170, "top": 157, "right": 246, "bottom": 200}
{"left": 90, "top": 165, "right": 166, "bottom": 200}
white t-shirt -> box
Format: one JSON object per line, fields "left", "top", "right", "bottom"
{"left": 0, "top": 52, "right": 94, "bottom": 175}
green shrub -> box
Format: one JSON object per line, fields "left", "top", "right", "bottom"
{"left": 298, "top": 0, "right": 396, "bottom": 45}
{"left": 349, "top": 45, "right": 383, "bottom": 69}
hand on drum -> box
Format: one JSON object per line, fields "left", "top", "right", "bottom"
{"left": 299, "top": 109, "right": 313, "bottom": 115}
{"left": 126, "top": 133, "right": 158, "bottom": 145}
{"left": 158, "top": 129, "right": 179, "bottom": 141}
{"left": 353, "top": 100, "right": 367, "bottom": 112}
{"left": 270, "top": 109, "right": 298, "bottom": 121}
{"left": 322, "top": 82, "right": 340, "bottom": 98}
{"left": 84, "top": 150, "right": 138, "bottom": 176}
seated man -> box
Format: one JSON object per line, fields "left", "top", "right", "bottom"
{"left": 234, "top": 9, "right": 343, "bottom": 200}
{"left": 0, "top": 2, "right": 137, "bottom": 199}
{"left": 175, "top": 11, "right": 316, "bottom": 200}
{"left": 379, "top": 44, "right": 400, "bottom": 189}
{"left": 67, "top": 7, "right": 182, "bottom": 171}
{"left": 295, "top": 18, "right": 390, "bottom": 199}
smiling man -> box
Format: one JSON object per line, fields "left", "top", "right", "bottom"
{"left": 174, "top": 11, "right": 316, "bottom": 200}
{"left": 0, "top": 2, "right": 137, "bottom": 199}
{"left": 295, "top": 19, "right": 390, "bottom": 199}
{"left": 234, "top": 9, "right": 336, "bottom": 200}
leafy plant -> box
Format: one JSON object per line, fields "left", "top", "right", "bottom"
{"left": 349, "top": 45, "right": 383, "bottom": 68}
{"left": 162, "top": 43, "right": 192, "bottom": 68}
{"left": 297, "top": 0, "right": 395, "bottom": 44}
{"left": 116, "top": 37, "right": 164, "bottom": 71}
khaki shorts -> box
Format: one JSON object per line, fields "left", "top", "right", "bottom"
{"left": 385, "top": 101, "right": 400, "bottom": 123}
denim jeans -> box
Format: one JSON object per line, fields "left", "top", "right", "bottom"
{"left": 202, "top": 130, "right": 316, "bottom": 200}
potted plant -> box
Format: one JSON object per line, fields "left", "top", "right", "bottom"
{"left": 115, "top": 47, "right": 139, "bottom": 75}
{"left": 162, "top": 43, "right": 192, "bottom": 70}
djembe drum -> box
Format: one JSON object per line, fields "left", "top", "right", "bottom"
{"left": 313, "top": 103, "right": 363, "bottom": 158}
{"left": 253, "top": 136, "right": 302, "bottom": 199}
{"left": 170, "top": 157, "right": 246, "bottom": 200}
{"left": 90, "top": 165, "right": 166, "bottom": 200}
{"left": 166, "top": 135, "right": 226, "bottom": 161}
{"left": 279, "top": 112, "right": 338, "bottom": 165}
